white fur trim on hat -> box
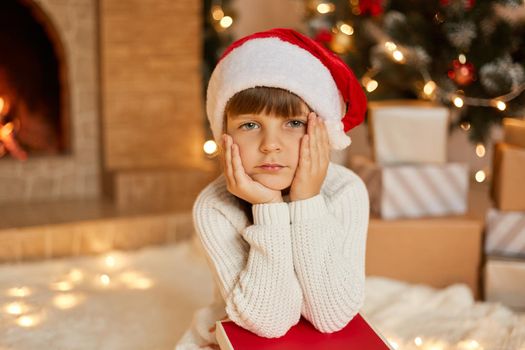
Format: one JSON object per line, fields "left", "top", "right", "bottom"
{"left": 206, "top": 37, "right": 352, "bottom": 150}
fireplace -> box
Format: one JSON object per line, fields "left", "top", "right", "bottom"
{"left": 0, "top": 0, "right": 68, "bottom": 160}
{"left": 0, "top": 0, "right": 218, "bottom": 263}
{"left": 0, "top": 0, "right": 100, "bottom": 204}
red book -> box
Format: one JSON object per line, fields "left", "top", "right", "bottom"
{"left": 215, "top": 314, "right": 393, "bottom": 350}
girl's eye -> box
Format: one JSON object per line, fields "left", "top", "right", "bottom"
{"left": 239, "top": 122, "right": 259, "bottom": 130}
{"left": 287, "top": 120, "right": 306, "bottom": 128}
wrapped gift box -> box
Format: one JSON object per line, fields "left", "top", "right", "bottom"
{"left": 368, "top": 100, "right": 449, "bottom": 165}
{"left": 484, "top": 257, "right": 525, "bottom": 310}
{"left": 503, "top": 117, "right": 525, "bottom": 149}
{"left": 491, "top": 143, "right": 525, "bottom": 211}
{"left": 485, "top": 208, "right": 525, "bottom": 258}
{"left": 348, "top": 155, "right": 469, "bottom": 220}
{"left": 367, "top": 217, "right": 483, "bottom": 299}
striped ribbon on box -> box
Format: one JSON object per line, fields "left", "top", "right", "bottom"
{"left": 381, "top": 163, "right": 469, "bottom": 220}
{"left": 486, "top": 208, "right": 525, "bottom": 258}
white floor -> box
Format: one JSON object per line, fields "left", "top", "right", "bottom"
{"left": 1, "top": 238, "right": 524, "bottom": 350}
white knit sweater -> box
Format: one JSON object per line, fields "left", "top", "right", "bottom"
{"left": 175, "top": 162, "right": 369, "bottom": 349}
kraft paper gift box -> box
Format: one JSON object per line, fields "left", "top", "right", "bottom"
{"left": 366, "top": 217, "right": 483, "bottom": 299}
{"left": 491, "top": 143, "right": 525, "bottom": 211}
{"left": 368, "top": 100, "right": 449, "bottom": 165}
{"left": 348, "top": 155, "right": 469, "bottom": 220}
{"left": 503, "top": 117, "right": 525, "bottom": 149}
{"left": 484, "top": 257, "right": 525, "bottom": 310}
{"left": 485, "top": 208, "right": 525, "bottom": 258}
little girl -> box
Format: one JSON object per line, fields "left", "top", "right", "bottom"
{"left": 175, "top": 28, "right": 369, "bottom": 350}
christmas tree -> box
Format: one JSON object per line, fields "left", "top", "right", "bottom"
{"left": 304, "top": 0, "right": 525, "bottom": 143}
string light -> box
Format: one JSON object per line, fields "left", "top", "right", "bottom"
{"left": 359, "top": 20, "right": 525, "bottom": 110}
{"left": 339, "top": 22, "right": 354, "bottom": 35}
{"left": 5, "top": 301, "right": 29, "bottom": 315}
{"left": 495, "top": 100, "right": 506, "bottom": 111}
{"left": 219, "top": 16, "right": 233, "bottom": 29}
{"left": 362, "top": 76, "right": 379, "bottom": 92}
{"left": 211, "top": 5, "right": 224, "bottom": 20}
{"left": 475, "top": 170, "right": 486, "bottom": 183}
{"left": 384, "top": 41, "right": 397, "bottom": 51}
{"left": 475, "top": 143, "right": 486, "bottom": 158}
{"left": 6, "top": 287, "right": 32, "bottom": 297}
{"left": 50, "top": 280, "right": 74, "bottom": 292}
{"left": 453, "top": 96, "right": 464, "bottom": 108}
{"left": 457, "top": 339, "right": 482, "bottom": 349}
{"left": 99, "top": 274, "right": 111, "bottom": 287}
{"left": 67, "top": 269, "right": 84, "bottom": 283}
{"left": 53, "top": 293, "right": 83, "bottom": 310}
{"left": 210, "top": 2, "right": 234, "bottom": 31}
{"left": 392, "top": 50, "right": 405, "bottom": 62}
{"left": 316, "top": 2, "right": 335, "bottom": 14}
{"left": 16, "top": 313, "right": 43, "bottom": 328}
{"left": 119, "top": 271, "right": 155, "bottom": 290}
{"left": 460, "top": 122, "right": 471, "bottom": 131}
{"left": 423, "top": 81, "right": 437, "bottom": 97}
{"left": 203, "top": 140, "right": 218, "bottom": 156}
{"left": 105, "top": 255, "right": 116, "bottom": 268}
{"left": 414, "top": 336, "right": 423, "bottom": 346}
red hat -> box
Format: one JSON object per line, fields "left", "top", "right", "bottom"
{"left": 206, "top": 28, "right": 367, "bottom": 150}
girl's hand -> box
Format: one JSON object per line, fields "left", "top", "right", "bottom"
{"left": 289, "top": 112, "right": 330, "bottom": 201}
{"left": 221, "top": 134, "right": 283, "bottom": 205}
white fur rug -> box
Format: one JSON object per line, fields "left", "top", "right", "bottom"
{"left": 0, "top": 239, "right": 524, "bottom": 350}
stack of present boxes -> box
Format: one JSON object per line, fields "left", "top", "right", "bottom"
{"left": 484, "top": 118, "right": 525, "bottom": 311}
{"left": 348, "top": 100, "right": 483, "bottom": 298}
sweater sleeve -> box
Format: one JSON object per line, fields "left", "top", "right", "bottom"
{"left": 289, "top": 170, "right": 369, "bottom": 333}
{"left": 193, "top": 190, "right": 303, "bottom": 338}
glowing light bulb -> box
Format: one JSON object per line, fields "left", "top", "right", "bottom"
{"left": 476, "top": 143, "right": 486, "bottom": 158}
{"left": 68, "top": 269, "right": 84, "bottom": 283}
{"left": 415, "top": 336, "right": 423, "bottom": 346}
{"left": 7, "top": 287, "right": 31, "bottom": 297}
{"left": 219, "top": 16, "right": 233, "bottom": 29}
{"left": 384, "top": 41, "right": 397, "bottom": 51}
{"left": 50, "top": 280, "right": 74, "bottom": 292}
{"left": 366, "top": 79, "right": 378, "bottom": 92}
{"left": 459, "top": 54, "right": 467, "bottom": 64}
{"left": 496, "top": 100, "right": 506, "bottom": 111}
{"left": 211, "top": 5, "right": 224, "bottom": 20}
{"left": 99, "top": 274, "right": 111, "bottom": 286}
{"left": 453, "top": 96, "right": 464, "bottom": 108}
{"left": 423, "top": 81, "right": 436, "bottom": 96}
{"left": 317, "top": 2, "right": 335, "bottom": 14}
{"left": 16, "top": 314, "right": 42, "bottom": 327}
{"left": 460, "top": 122, "right": 471, "bottom": 131}
{"left": 53, "top": 293, "right": 83, "bottom": 310}
{"left": 339, "top": 23, "right": 354, "bottom": 35}
{"left": 203, "top": 140, "right": 218, "bottom": 155}
{"left": 457, "top": 339, "right": 482, "bottom": 349}
{"left": 5, "top": 301, "right": 28, "bottom": 315}
{"left": 392, "top": 50, "right": 404, "bottom": 62}
{"left": 105, "top": 255, "right": 116, "bottom": 268}
{"left": 475, "top": 170, "right": 486, "bottom": 183}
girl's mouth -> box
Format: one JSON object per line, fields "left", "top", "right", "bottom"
{"left": 258, "top": 165, "right": 284, "bottom": 171}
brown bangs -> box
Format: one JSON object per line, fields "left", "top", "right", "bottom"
{"left": 225, "top": 87, "right": 310, "bottom": 120}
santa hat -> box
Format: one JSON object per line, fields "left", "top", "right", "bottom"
{"left": 206, "top": 28, "right": 367, "bottom": 150}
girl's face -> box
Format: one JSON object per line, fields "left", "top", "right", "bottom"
{"left": 225, "top": 108, "right": 309, "bottom": 191}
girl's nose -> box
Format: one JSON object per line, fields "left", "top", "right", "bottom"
{"left": 259, "top": 133, "right": 282, "bottom": 153}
